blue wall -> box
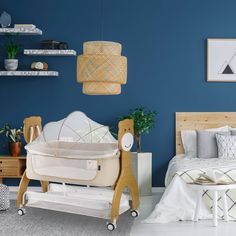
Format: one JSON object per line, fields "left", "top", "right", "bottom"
{"left": 1, "top": 0, "right": 236, "bottom": 186}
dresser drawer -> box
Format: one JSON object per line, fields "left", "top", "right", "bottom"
{"left": 0, "top": 168, "right": 18, "bottom": 176}
{"left": 0, "top": 159, "right": 19, "bottom": 168}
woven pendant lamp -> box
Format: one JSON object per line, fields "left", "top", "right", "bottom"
{"left": 77, "top": 41, "right": 127, "bottom": 95}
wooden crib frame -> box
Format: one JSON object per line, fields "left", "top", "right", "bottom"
{"left": 17, "top": 116, "right": 48, "bottom": 208}
{"left": 17, "top": 116, "right": 140, "bottom": 230}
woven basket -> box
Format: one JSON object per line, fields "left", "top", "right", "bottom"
{"left": 77, "top": 41, "right": 127, "bottom": 95}
{"left": 0, "top": 184, "right": 10, "bottom": 211}
{"left": 83, "top": 41, "right": 121, "bottom": 55}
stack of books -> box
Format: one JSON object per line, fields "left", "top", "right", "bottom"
{"left": 14, "top": 24, "right": 36, "bottom": 30}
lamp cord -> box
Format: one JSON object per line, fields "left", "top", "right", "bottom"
{"left": 100, "top": 0, "right": 104, "bottom": 40}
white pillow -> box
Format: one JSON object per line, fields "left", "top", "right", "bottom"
{"left": 216, "top": 134, "right": 236, "bottom": 159}
{"left": 181, "top": 126, "right": 230, "bottom": 158}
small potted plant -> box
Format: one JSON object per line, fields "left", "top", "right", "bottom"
{"left": 4, "top": 39, "right": 20, "bottom": 71}
{"left": 0, "top": 124, "right": 23, "bottom": 157}
{"left": 120, "top": 107, "right": 157, "bottom": 153}
{"left": 120, "top": 107, "right": 157, "bottom": 196}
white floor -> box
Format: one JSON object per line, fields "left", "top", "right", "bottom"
{"left": 131, "top": 192, "right": 236, "bottom": 236}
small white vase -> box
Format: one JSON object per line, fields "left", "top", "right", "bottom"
{"left": 4, "top": 59, "right": 18, "bottom": 71}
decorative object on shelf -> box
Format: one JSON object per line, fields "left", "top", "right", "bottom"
{"left": 4, "top": 38, "right": 21, "bottom": 71}
{"left": 0, "top": 71, "right": 58, "bottom": 76}
{"left": 207, "top": 38, "right": 236, "bottom": 82}
{"left": 4, "top": 59, "right": 18, "bottom": 71}
{"left": 0, "top": 184, "right": 10, "bottom": 211}
{"left": 31, "top": 62, "right": 48, "bottom": 71}
{"left": 120, "top": 107, "right": 157, "bottom": 153}
{"left": 77, "top": 41, "right": 127, "bottom": 95}
{"left": 0, "top": 124, "right": 23, "bottom": 157}
{"left": 24, "top": 49, "right": 76, "bottom": 56}
{"left": 41, "top": 40, "right": 68, "bottom": 50}
{"left": 0, "top": 11, "right": 11, "bottom": 28}
{"left": 58, "top": 42, "right": 68, "bottom": 50}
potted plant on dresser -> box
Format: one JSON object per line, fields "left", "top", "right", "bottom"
{"left": 120, "top": 107, "right": 157, "bottom": 196}
{"left": 4, "top": 38, "right": 20, "bottom": 71}
{"left": 0, "top": 124, "right": 23, "bottom": 157}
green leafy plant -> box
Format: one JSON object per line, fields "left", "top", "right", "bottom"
{"left": 5, "top": 40, "right": 20, "bottom": 59}
{"left": 120, "top": 107, "right": 157, "bottom": 153}
{"left": 0, "top": 124, "right": 23, "bottom": 142}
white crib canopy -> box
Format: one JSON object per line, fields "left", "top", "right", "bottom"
{"left": 25, "top": 111, "right": 118, "bottom": 159}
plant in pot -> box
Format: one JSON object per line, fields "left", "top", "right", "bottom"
{"left": 120, "top": 107, "right": 157, "bottom": 196}
{"left": 4, "top": 39, "right": 20, "bottom": 71}
{"left": 0, "top": 124, "right": 23, "bottom": 157}
{"left": 120, "top": 107, "right": 157, "bottom": 153}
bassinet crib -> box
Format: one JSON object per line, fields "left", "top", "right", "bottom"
{"left": 17, "top": 111, "right": 140, "bottom": 231}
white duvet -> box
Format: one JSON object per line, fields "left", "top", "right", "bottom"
{"left": 143, "top": 155, "right": 236, "bottom": 223}
{"left": 143, "top": 175, "right": 211, "bottom": 223}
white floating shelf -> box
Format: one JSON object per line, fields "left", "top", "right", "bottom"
{"left": 24, "top": 49, "right": 77, "bottom": 56}
{"left": 0, "top": 28, "right": 42, "bottom": 35}
{"left": 0, "top": 71, "right": 58, "bottom": 76}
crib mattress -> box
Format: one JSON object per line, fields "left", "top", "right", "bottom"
{"left": 24, "top": 184, "right": 130, "bottom": 219}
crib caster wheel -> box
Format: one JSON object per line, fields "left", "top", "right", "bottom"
{"left": 107, "top": 222, "right": 116, "bottom": 231}
{"left": 17, "top": 208, "right": 26, "bottom": 216}
{"left": 130, "top": 209, "right": 139, "bottom": 218}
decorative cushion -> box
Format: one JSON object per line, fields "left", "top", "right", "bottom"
{"left": 197, "top": 131, "right": 230, "bottom": 159}
{"left": 181, "top": 126, "right": 230, "bottom": 158}
{"left": 231, "top": 129, "right": 236, "bottom": 135}
{"left": 216, "top": 134, "right": 236, "bottom": 159}
{"left": 0, "top": 184, "right": 10, "bottom": 210}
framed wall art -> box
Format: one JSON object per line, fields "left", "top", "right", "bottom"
{"left": 207, "top": 38, "right": 236, "bottom": 82}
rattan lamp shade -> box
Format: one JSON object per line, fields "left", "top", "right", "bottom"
{"left": 77, "top": 41, "right": 127, "bottom": 95}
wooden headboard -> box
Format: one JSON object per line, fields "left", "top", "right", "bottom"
{"left": 176, "top": 112, "right": 236, "bottom": 154}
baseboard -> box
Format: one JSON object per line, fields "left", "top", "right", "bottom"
{"left": 9, "top": 186, "right": 165, "bottom": 200}
{"left": 152, "top": 187, "right": 165, "bottom": 194}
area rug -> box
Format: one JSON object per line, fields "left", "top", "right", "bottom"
{"left": 0, "top": 201, "right": 134, "bottom": 236}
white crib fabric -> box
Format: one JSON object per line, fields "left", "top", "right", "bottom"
{"left": 24, "top": 184, "right": 130, "bottom": 219}
{"left": 26, "top": 141, "right": 119, "bottom": 159}
{"left": 25, "top": 111, "right": 120, "bottom": 186}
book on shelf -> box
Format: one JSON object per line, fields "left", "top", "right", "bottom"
{"left": 14, "top": 24, "right": 36, "bottom": 30}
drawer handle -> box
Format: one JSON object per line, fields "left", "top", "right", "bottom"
{"left": 0, "top": 161, "right": 2, "bottom": 164}
{"left": 0, "top": 170, "right": 2, "bottom": 172}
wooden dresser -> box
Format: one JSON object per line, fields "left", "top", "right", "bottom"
{"left": 0, "top": 156, "right": 26, "bottom": 183}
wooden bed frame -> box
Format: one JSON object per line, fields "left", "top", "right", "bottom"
{"left": 176, "top": 112, "right": 236, "bottom": 155}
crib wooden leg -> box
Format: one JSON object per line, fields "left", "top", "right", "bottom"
{"left": 40, "top": 181, "right": 49, "bottom": 192}
{"left": 129, "top": 177, "right": 140, "bottom": 210}
{"left": 17, "top": 171, "right": 30, "bottom": 208}
{"left": 111, "top": 180, "right": 125, "bottom": 222}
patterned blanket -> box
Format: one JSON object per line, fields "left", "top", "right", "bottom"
{"left": 165, "top": 155, "right": 236, "bottom": 220}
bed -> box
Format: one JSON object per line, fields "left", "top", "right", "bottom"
{"left": 165, "top": 112, "right": 236, "bottom": 220}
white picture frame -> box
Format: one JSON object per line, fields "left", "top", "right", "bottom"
{"left": 207, "top": 38, "right": 236, "bottom": 82}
